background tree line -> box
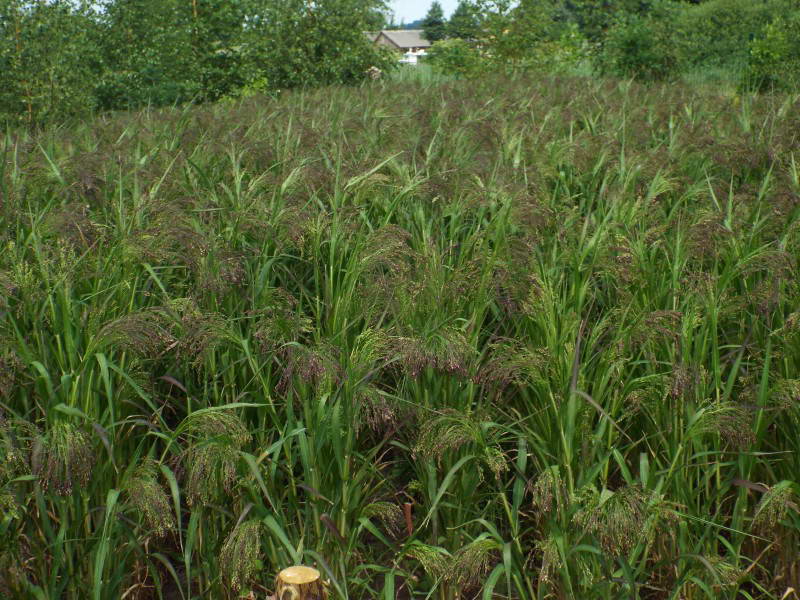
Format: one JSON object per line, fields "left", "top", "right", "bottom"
{"left": 0, "top": 0, "right": 393, "bottom": 124}
{"left": 422, "top": 0, "right": 800, "bottom": 89}
{"left": 1, "top": 0, "right": 799, "bottom": 124}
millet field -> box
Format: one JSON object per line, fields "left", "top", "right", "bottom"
{"left": 1, "top": 74, "right": 799, "bottom": 599}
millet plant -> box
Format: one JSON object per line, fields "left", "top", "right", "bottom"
{"left": 0, "top": 74, "right": 799, "bottom": 599}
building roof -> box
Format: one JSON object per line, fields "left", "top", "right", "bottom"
{"left": 364, "top": 31, "right": 379, "bottom": 42}
{"left": 376, "top": 29, "right": 431, "bottom": 49}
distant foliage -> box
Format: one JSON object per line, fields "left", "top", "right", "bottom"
{"left": 671, "top": 0, "right": 795, "bottom": 71}
{"left": 477, "top": 0, "right": 560, "bottom": 68}
{"left": 447, "top": 0, "right": 481, "bottom": 40}
{"left": 422, "top": 1, "right": 447, "bottom": 42}
{"left": 534, "top": 23, "right": 591, "bottom": 73}
{"left": 426, "top": 38, "right": 483, "bottom": 76}
{"left": 0, "top": 0, "right": 102, "bottom": 121}
{"left": 2, "top": 0, "right": 800, "bottom": 123}
{"left": 584, "top": 0, "right": 800, "bottom": 83}
{"left": 426, "top": 0, "right": 579, "bottom": 76}
{"left": 566, "top": 0, "right": 653, "bottom": 44}
{"left": 0, "top": 0, "right": 393, "bottom": 123}
{"left": 248, "top": 0, "right": 396, "bottom": 89}
{"left": 599, "top": 2, "right": 681, "bottom": 80}
{"left": 95, "top": 0, "right": 201, "bottom": 110}
{"left": 746, "top": 14, "right": 800, "bottom": 91}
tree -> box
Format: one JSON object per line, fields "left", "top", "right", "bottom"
{"left": 422, "top": 1, "right": 447, "bottom": 42}
{"left": 96, "top": 0, "right": 200, "bottom": 110}
{"left": 747, "top": 12, "right": 800, "bottom": 90}
{"left": 189, "top": 0, "right": 253, "bottom": 101}
{"left": 599, "top": 4, "right": 681, "bottom": 80}
{"left": 427, "top": 38, "right": 482, "bottom": 74}
{"left": 472, "top": 0, "right": 547, "bottom": 63}
{"left": 462, "top": 0, "right": 573, "bottom": 70}
{"left": 245, "top": 0, "right": 396, "bottom": 89}
{"left": 564, "top": 0, "right": 665, "bottom": 43}
{"left": 365, "top": 3, "right": 391, "bottom": 28}
{"left": 0, "top": 0, "right": 103, "bottom": 123}
{"left": 448, "top": 0, "right": 480, "bottom": 39}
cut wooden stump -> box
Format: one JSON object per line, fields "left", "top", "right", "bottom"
{"left": 275, "top": 566, "right": 328, "bottom": 600}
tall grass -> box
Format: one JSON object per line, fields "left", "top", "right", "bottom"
{"left": 1, "top": 74, "right": 799, "bottom": 599}
{"left": 386, "top": 63, "right": 453, "bottom": 85}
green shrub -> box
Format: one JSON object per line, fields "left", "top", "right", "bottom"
{"left": 599, "top": 4, "right": 680, "bottom": 81}
{"left": 426, "top": 38, "right": 483, "bottom": 76}
{"left": 673, "top": 0, "right": 795, "bottom": 71}
{"left": 0, "top": 1, "right": 102, "bottom": 124}
{"left": 567, "top": 0, "right": 653, "bottom": 44}
{"left": 745, "top": 15, "right": 800, "bottom": 91}
{"left": 535, "top": 23, "right": 591, "bottom": 73}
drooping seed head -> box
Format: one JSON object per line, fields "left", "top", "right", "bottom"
{"left": 404, "top": 543, "right": 450, "bottom": 581}
{"left": 122, "top": 459, "right": 175, "bottom": 537}
{"left": 753, "top": 482, "right": 796, "bottom": 535}
{"left": 178, "top": 411, "right": 251, "bottom": 506}
{"left": 219, "top": 519, "right": 262, "bottom": 592}
{"left": 572, "top": 485, "right": 651, "bottom": 556}
{"left": 31, "top": 422, "right": 94, "bottom": 495}
{"left": 448, "top": 538, "right": 500, "bottom": 589}
{"left": 530, "top": 465, "right": 567, "bottom": 519}
{"left": 362, "top": 501, "right": 404, "bottom": 537}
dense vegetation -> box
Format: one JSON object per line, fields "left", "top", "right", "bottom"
{"left": 426, "top": 0, "right": 800, "bottom": 91}
{"left": 0, "top": 0, "right": 393, "bottom": 124}
{"left": 3, "top": 0, "right": 800, "bottom": 125}
{"left": 2, "top": 72, "right": 800, "bottom": 599}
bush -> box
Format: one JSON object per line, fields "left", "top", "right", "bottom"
{"left": 426, "top": 38, "right": 483, "bottom": 76}
{"left": 745, "top": 15, "right": 800, "bottom": 91}
{"left": 599, "top": 4, "right": 680, "bottom": 81}
{"left": 534, "top": 24, "right": 590, "bottom": 74}
{"left": 673, "top": 0, "right": 795, "bottom": 71}
{"left": 0, "top": 1, "right": 103, "bottom": 124}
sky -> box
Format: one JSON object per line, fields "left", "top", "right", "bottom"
{"left": 389, "top": 0, "right": 459, "bottom": 24}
